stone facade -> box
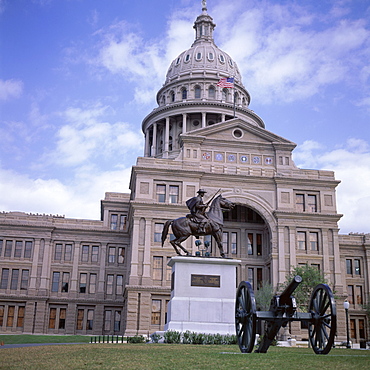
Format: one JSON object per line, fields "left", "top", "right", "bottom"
{"left": 0, "top": 5, "right": 369, "bottom": 346}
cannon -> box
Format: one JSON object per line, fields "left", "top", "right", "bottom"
{"left": 235, "top": 276, "right": 337, "bottom": 354}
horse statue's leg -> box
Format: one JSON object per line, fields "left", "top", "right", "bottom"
{"left": 170, "top": 236, "right": 191, "bottom": 256}
{"left": 213, "top": 229, "right": 226, "bottom": 258}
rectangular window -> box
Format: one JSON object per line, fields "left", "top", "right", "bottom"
{"left": 106, "top": 274, "right": 114, "bottom": 294}
{"left": 17, "top": 306, "right": 25, "bottom": 327}
{"left": 0, "top": 305, "right": 4, "bottom": 326}
{"left": 257, "top": 268, "right": 263, "bottom": 290}
{"left": 4, "top": 240, "right": 12, "bottom": 257}
{"left": 20, "top": 270, "right": 29, "bottom": 290}
{"left": 116, "top": 275, "right": 123, "bottom": 295}
{"left": 62, "top": 272, "right": 70, "bottom": 292}
{"left": 7, "top": 306, "right": 15, "bottom": 327}
{"left": 222, "top": 232, "right": 229, "bottom": 254}
{"left": 169, "top": 185, "right": 179, "bottom": 203}
{"left": 307, "top": 195, "right": 317, "bottom": 212}
{"left": 114, "top": 311, "right": 121, "bottom": 332}
{"left": 354, "top": 259, "right": 361, "bottom": 275}
{"left": 346, "top": 259, "right": 353, "bottom": 275}
{"left": 347, "top": 285, "right": 354, "bottom": 304}
{"left": 79, "top": 273, "right": 87, "bottom": 293}
{"left": 166, "top": 257, "right": 172, "bottom": 281}
{"left": 55, "top": 243, "right": 63, "bottom": 260}
{"left": 52, "top": 272, "right": 60, "bottom": 292}
{"left": 355, "top": 285, "right": 363, "bottom": 305}
{"left": 154, "top": 223, "right": 164, "bottom": 243}
{"left": 9, "top": 271, "right": 18, "bottom": 292}
{"left": 151, "top": 299, "right": 161, "bottom": 325}
{"left": 156, "top": 185, "right": 166, "bottom": 202}
{"left": 24, "top": 241, "right": 32, "bottom": 258}
{"left": 118, "top": 247, "right": 125, "bottom": 264}
{"left": 247, "top": 233, "right": 253, "bottom": 255}
{"left": 256, "top": 234, "right": 262, "bottom": 256}
{"left": 110, "top": 214, "right": 118, "bottom": 230}
{"left": 231, "top": 232, "right": 237, "bottom": 254}
{"left": 0, "top": 240, "right": 2, "bottom": 256}
{"left": 91, "top": 246, "right": 99, "bottom": 262}
{"left": 248, "top": 268, "right": 254, "bottom": 289}
{"left": 350, "top": 319, "right": 356, "bottom": 339}
{"left": 76, "top": 309, "right": 84, "bottom": 330}
{"left": 81, "top": 245, "right": 89, "bottom": 262}
{"left": 87, "top": 309, "right": 94, "bottom": 330}
{"left": 59, "top": 308, "right": 66, "bottom": 329}
{"left": 0, "top": 268, "right": 9, "bottom": 289}
{"left": 120, "top": 215, "right": 127, "bottom": 231}
{"left": 104, "top": 310, "right": 112, "bottom": 331}
{"left": 14, "top": 241, "right": 22, "bottom": 257}
{"left": 296, "top": 194, "right": 305, "bottom": 212}
{"left": 297, "top": 232, "right": 306, "bottom": 250}
{"left": 108, "top": 247, "right": 116, "bottom": 263}
{"left": 49, "top": 308, "right": 57, "bottom": 329}
{"left": 153, "top": 256, "right": 163, "bottom": 280}
{"left": 89, "top": 274, "right": 97, "bottom": 294}
{"left": 309, "top": 232, "right": 318, "bottom": 251}
{"left": 64, "top": 244, "right": 72, "bottom": 261}
{"left": 359, "top": 319, "right": 365, "bottom": 339}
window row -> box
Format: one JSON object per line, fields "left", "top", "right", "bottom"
{"left": 346, "top": 258, "right": 361, "bottom": 276}
{"left": 297, "top": 231, "right": 319, "bottom": 251}
{"left": 53, "top": 244, "right": 125, "bottom": 264}
{"left": 47, "top": 306, "right": 123, "bottom": 333}
{"left": 0, "top": 239, "right": 33, "bottom": 259}
{"left": 156, "top": 184, "right": 180, "bottom": 204}
{"left": 175, "top": 52, "right": 234, "bottom": 65}
{"left": 0, "top": 304, "right": 25, "bottom": 328}
{"left": 109, "top": 213, "right": 128, "bottom": 231}
{"left": 295, "top": 193, "right": 318, "bottom": 213}
{"left": 0, "top": 268, "right": 29, "bottom": 290}
{"left": 152, "top": 256, "right": 172, "bottom": 281}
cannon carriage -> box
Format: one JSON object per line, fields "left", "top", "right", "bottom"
{"left": 235, "top": 276, "right": 337, "bottom": 354}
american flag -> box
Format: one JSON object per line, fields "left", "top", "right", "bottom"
{"left": 217, "top": 77, "right": 234, "bottom": 88}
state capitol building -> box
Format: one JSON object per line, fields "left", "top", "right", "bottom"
{"left": 0, "top": 3, "right": 369, "bottom": 346}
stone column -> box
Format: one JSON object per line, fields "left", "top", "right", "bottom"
{"left": 144, "top": 129, "right": 150, "bottom": 157}
{"left": 182, "top": 113, "right": 187, "bottom": 134}
{"left": 221, "top": 113, "right": 226, "bottom": 122}
{"left": 289, "top": 227, "right": 296, "bottom": 268}
{"left": 70, "top": 242, "right": 81, "bottom": 298}
{"left": 29, "top": 238, "right": 41, "bottom": 293}
{"left": 142, "top": 218, "right": 152, "bottom": 285}
{"left": 129, "top": 218, "right": 141, "bottom": 286}
{"left": 322, "top": 229, "right": 330, "bottom": 276}
{"left": 278, "top": 226, "right": 286, "bottom": 286}
{"left": 97, "top": 243, "right": 107, "bottom": 299}
{"left": 202, "top": 112, "right": 206, "bottom": 128}
{"left": 164, "top": 117, "right": 170, "bottom": 157}
{"left": 151, "top": 122, "right": 157, "bottom": 156}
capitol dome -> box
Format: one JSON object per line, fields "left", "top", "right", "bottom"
{"left": 142, "top": 2, "right": 265, "bottom": 159}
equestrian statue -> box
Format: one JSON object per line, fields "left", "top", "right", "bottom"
{"left": 161, "top": 189, "right": 235, "bottom": 257}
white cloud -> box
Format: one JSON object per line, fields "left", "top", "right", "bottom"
{"left": 0, "top": 79, "right": 23, "bottom": 100}
{"left": 0, "top": 165, "right": 132, "bottom": 220}
{"left": 49, "top": 104, "right": 143, "bottom": 167}
{"left": 293, "top": 138, "right": 370, "bottom": 234}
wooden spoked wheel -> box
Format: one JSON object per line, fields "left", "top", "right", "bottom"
{"left": 308, "top": 284, "right": 337, "bottom": 354}
{"left": 235, "top": 281, "right": 257, "bottom": 353}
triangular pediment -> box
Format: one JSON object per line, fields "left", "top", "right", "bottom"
{"left": 180, "top": 118, "right": 296, "bottom": 149}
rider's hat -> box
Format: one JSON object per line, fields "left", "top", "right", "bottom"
{"left": 197, "top": 189, "right": 207, "bottom": 194}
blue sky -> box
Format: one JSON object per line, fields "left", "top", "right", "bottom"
{"left": 0, "top": 0, "right": 369, "bottom": 234}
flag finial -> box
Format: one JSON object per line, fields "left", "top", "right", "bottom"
{"left": 202, "top": 1, "right": 207, "bottom": 12}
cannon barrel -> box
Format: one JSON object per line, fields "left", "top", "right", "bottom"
{"left": 279, "top": 275, "right": 302, "bottom": 305}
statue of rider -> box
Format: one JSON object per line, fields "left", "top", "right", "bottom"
{"left": 186, "top": 189, "right": 209, "bottom": 233}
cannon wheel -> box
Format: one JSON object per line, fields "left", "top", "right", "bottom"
{"left": 235, "top": 281, "right": 257, "bottom": 353}
{"left": 308, "top": 284, "right": 337, "bottom": 354}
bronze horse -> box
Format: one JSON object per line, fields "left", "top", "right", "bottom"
{"left": 161, "top": 195, "right": 235, "bottom": 257}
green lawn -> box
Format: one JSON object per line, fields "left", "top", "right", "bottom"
{"left": 0, "top": 344, "right": 369, "bottom": 369}
{"left": 0, "top": 334, "right": 90, "bottom": 344}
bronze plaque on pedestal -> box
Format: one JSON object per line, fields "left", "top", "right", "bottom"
{"left": 191, "top": 274, "right": 220, "bottom": 287}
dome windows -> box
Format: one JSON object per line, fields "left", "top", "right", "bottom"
{"left": 208, "top": 52, "right": 214, "bottom": 61}
{"left": 229, "top": 59, "right": 234, "bottom": 67}
{"left": 185, "top": 54, "right": 191, "bottom": 63}
{"left": 170, "top": 91, "right": 175, "bottom": 103}
{"left": 219, "top": 54, "right": 225, "bottom": 63}
{"left": 195, "top": 52, "right": 202, "bottom": 61}
{"left": 175, "top": 57, "right": 181, "bottom": 66}
{"left": 194, "top": 85, "right": 201, "bottom": 99}
{"left": 182, "top": 88, "right": 188, "bottom": 100}
{"left": 208, "top": 86, "right": 215, "bottom": 99}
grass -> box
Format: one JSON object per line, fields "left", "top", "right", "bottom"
{"left": 0, "top": 334, "right": 91, "bottom": 345}
{"left": 0, "top": 343, "right": 369, "bottom": 369}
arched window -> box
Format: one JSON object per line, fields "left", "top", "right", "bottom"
{"left": 182, "top": 88, "right": 187, "bottom": 100}
{"left": 194, "top": 86, "right": 201, "bottom": 99}
{"left": 222, "top": 88, "right": 228, "bottom": 101}
{"left": 234, "top": 92, "right": 239, "bottom": 105}
{"left": 170, "top": 91, "right": 175, "bottom": 102}
{"left": 208, "top": 86, "right": 215, "bottom": 99}
{"left": 161, "top": 95, "right": 165, "bottom": 105}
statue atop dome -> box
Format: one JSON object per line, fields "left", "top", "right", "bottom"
{"left": 202, "top": 0, "right": 207, "bottom": 12}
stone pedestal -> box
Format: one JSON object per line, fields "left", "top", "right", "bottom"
{"left": 164, "top": 256, "right": 240, "bottom": 335}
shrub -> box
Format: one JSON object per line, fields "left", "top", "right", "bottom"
{"left": 192, "top": 332, "right": 205, "bottom": 345}
{"left": 127, "top": 335, "right": 146, "bottom": 343}
{"left": 150, "top": 333, "right": 162, "bottom": 343}
{"left": 164, "top": 330, "right": 181, "bottom": 344}
{"left": 182, "top": 330, "right": 192, "bottom": 344}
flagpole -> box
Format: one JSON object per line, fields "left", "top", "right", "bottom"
{"left": 233, "top": 76, "right": 236, "bottom": 118}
